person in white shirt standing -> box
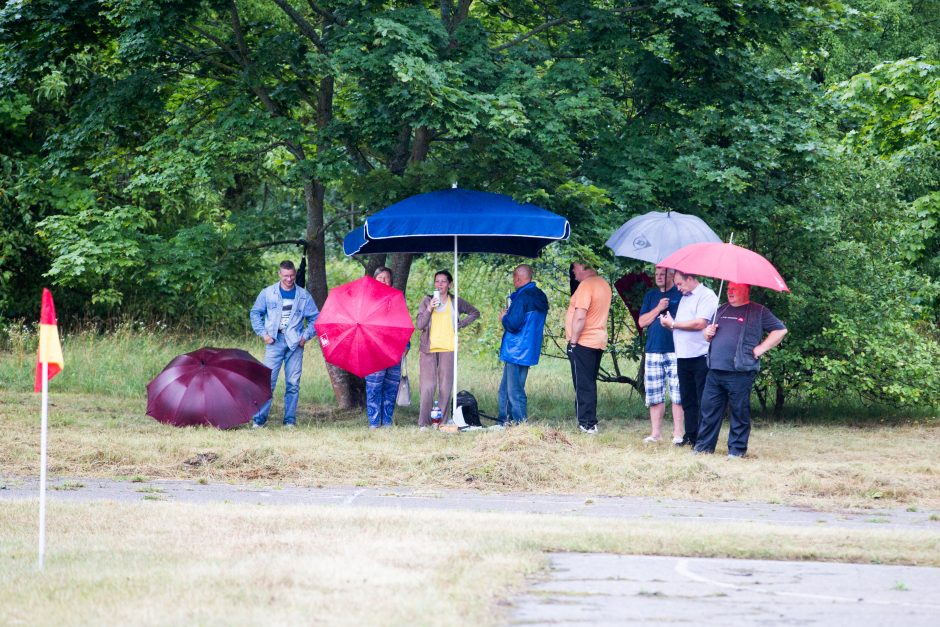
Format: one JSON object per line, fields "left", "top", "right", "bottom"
{"left": 660, "top": 271, "right": 717, "bottom": 447}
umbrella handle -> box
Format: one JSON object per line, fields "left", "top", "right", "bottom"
{"left": 712, "top": 279, "right": 724, "bottom": 324}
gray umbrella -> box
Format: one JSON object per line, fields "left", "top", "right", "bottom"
{"left": 606, "top": 210, "right": 722, "bottom": 263}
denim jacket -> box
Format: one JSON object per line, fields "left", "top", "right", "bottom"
{"left": 250, "top": 282, "right": 320, "bottom": 351}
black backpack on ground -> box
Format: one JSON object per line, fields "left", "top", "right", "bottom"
{"left": 455, "top": 390, "right": 497, "bottom": 427}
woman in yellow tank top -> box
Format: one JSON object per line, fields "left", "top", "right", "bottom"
{"left": 414, "top": 270, "right": 480, "bottom": 428}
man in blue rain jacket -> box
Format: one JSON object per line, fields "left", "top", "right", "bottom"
{"left": 497, "top": 264, "right": 549, "bottom": 425}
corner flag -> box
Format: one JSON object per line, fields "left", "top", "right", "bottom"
{"left": 35, "top": 288, "right": 63, "bottom": 570}
{"left": 34, "top": 289, "right": 64, "bottom": 392}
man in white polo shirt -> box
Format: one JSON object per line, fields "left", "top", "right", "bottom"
{"left": 660, "top": 271, "right": 717, "bottom": 447}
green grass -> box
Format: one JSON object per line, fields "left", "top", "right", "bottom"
{"left": 3, "top": 390, "right": 940, "bottom": 510}
{"left": 0, "top": 321, "right": 646, "bottom": 422}
{"left": 2, "top": 324, "right": 939, "bottom": 510}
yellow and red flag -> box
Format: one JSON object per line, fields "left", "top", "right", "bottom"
{"left": 34, "top": 288, "right": 64, "bottom": 392}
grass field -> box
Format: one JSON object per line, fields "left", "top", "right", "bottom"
{"left": 2, "top": 388, "right": 940, "bottom": 510}
{"left": 0, "top": 316, "right": 637, "bottom": 420}
{"left": 3, "top": 501, "right": 939, "bottom": 626}
{"left": 2, "top": 327, "right": 939, "bottom": 511}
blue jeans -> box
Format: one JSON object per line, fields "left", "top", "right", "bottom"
{"left": 253, "top": 333, "right": 304, "bottom": 426}
{"left": 365, "top": 363, "right": 401, "bottom": 428}
{"left": 695, "top": 369, "right": 758, "bottom": 456}
{"left": 498, "top": 362, "right": 530, "bottom": 424}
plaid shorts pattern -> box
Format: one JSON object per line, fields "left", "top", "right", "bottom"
{"left": 644, "top": 352, "right": 681, "bottom": 407}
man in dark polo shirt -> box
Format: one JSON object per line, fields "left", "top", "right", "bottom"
{"left": 694, "top": 283, "right": 787, "bottom": 457}
{"left": 637, "top": 267, "right": 684, "bottom": 443}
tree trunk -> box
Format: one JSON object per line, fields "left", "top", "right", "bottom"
{"left": 304, "top": 177, "right": 363, "bottom": 409}
{"left": 390, "top": 253, "right": 415, "bottom": 297}
{"left": 754, "top": 383, "right": 768, "bottom": 413}
{"left": 305, "top": 74, "right": 363, "bottom": 409}
{"left": 386, "top": 127, "right": 429, "bottom": 299}
{"left": 773, "top": 383, "right": 786, "bottom": 418}
{"left": 305, "top": 179, "right": 328, "bottom": 305}
{"left": 363, "top": 254, "right": 387, "bottom": 279}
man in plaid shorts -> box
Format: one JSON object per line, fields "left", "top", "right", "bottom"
{"left": 637, "top": 267, "right": 684, "bottom": 443}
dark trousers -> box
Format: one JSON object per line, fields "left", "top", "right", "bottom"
{"left": 695, "top": 370, "right": 758, "bottom": 455}
{"left": 676, "top": 355, "right": 709, "bottom": 445}
{"left": 568, "top": 344, "right": 603, "bottom": 428}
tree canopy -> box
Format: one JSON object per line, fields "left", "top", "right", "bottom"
{"left": 2, "top": 0, "right": 938, "bottom": 410}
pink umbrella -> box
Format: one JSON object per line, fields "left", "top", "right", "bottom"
{"left": 315, "top": 276, "right": 414, "bottom": 378}
{"left": 658, "top": 242, "right": 790, "bottom": 292}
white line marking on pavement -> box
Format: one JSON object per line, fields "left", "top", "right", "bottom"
{"left": 343, "top": 489, "right": 365, "bottom": 505}
{"left": 675, "top": 559, "right": 940, "bottom": 610}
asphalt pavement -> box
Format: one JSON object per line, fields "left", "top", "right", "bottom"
{"left": 1, "top": 476, "right": 937, "bottom": 531}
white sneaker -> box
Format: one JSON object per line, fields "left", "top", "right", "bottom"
{"left": 249, "top": 422, "right": 263, "bottom": 429}
{"left": 672, "top": 436, "right": 685, "bottom": 445}
{"left": 643, "top": 435, "right": 662, "bottom": 443}
{"left": 578, "top": 425, "right": 598, "bottom": 435}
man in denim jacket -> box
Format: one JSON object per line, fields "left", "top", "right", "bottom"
{"left": 249, "top": 260, "right": 320, "bottom": 428}
{"left": 694, "top": 283, "right": 787, "bottom": 457}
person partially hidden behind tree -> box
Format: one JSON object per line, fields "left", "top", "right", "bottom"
{"left": 249, "top": 260, "right": 320, "bottom": 429}
{"left": 694, "top": 283, "right": 787, "bottom": 457}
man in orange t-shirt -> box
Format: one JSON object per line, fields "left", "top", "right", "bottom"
{"left": 565, "top": 262, "right": 612, "bottom": 434}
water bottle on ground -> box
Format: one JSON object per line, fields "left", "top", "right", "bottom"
{"left": 430, "top": 401, "right": 442, "bottom": 427}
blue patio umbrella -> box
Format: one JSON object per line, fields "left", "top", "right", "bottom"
{"left": 344, "top": 188, "right": 570, "bottom": 420}
{"left": 344, "top": 189, "right": 570, "bottom": 256}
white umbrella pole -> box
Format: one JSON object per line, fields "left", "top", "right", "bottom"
{"left": 711, "top": 232, "right": 734, "bottom": 324}
{"left": 452, "top": 235, "right": 458, "bottom": 420}
{"left": 38, "top": 361, "right": 48, "bottom": 570}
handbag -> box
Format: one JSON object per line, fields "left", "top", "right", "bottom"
{"left": 396, "top": 354, "right": 411, "bottom": 406}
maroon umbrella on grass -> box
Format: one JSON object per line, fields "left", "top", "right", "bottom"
{"left": 146, "top": 347, "right": 271, "bottom": 429}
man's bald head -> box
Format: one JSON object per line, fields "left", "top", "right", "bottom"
{"left": 513, "top": 264, "right": 533, "bottom": 289}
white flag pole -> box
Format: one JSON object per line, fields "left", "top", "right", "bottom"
{"left": 38, "top": 361, "right": 49, "bottom": 570}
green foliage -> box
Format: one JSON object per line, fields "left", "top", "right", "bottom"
{"left": 754, "top": 155, "right": 940, "bottom": 409}
{"left": 815, "top": 314, "right": 940, "bottom": 406}
{"left": 832, "top": 57, "right": 940, "bottom": 154}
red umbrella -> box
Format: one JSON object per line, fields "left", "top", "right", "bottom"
{"left": 658, "top": 242, "right": 790, "bottom": 292}
{"left": 146, "top": 347, "right": 271, "bottom": 429}
{"left": 315, "top": 276, "right": 414, "bottom": 378}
